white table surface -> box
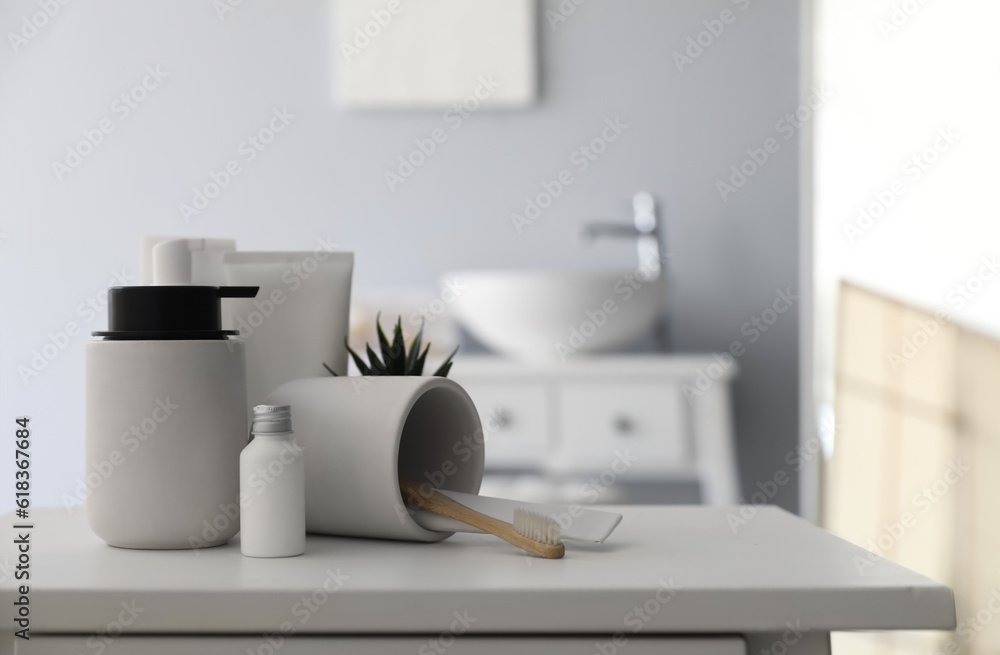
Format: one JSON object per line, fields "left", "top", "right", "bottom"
{"left": 1, "top": 506, "right": 955, "bottom": 635}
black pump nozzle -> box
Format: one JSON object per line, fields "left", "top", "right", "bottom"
{"left": 218, "top": 286, "right": 259, "bottom": 299}
{"left": 93, "top": 285, "right": 260, "bottom": 340}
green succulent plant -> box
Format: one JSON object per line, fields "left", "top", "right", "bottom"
{"left": 323, "top": 313, "right": 458, "bottom": 377}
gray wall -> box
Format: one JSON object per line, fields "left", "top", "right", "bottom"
{"left": 0, "top": 0, "right": 802, "bottom": 511}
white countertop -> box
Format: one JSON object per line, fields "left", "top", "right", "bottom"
{"left": 1, "top": 506, "right": 954, "bottom": 635}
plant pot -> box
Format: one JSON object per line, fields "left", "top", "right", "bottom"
{"left": 265, "top": 376, "right": 484, "bottom": 542}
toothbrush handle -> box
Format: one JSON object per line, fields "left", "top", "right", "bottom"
{"left": 399, "top": 477, "right": 564, "bottom": 559}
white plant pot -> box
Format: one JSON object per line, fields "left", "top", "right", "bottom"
{"left": 266, "top": 376, "right": 484, "bottom": 542}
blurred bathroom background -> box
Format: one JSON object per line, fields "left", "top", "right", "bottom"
{"left": 2, "top": 1, "right": 999, "bottom": 653}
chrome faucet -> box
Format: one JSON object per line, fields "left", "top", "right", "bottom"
{"left": 576, "top": 192, "right": 664, "bottom": 277}
{"left": 576, "top": 192, "right": 670, "bottom": 350}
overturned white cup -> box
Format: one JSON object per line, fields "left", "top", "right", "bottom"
{"left": 266, "top": 376, "right": 484, "bottom": 542}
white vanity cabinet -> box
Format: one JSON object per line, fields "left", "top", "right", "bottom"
{"left": 451, "top": 356, "right": 740, "bottom": 504}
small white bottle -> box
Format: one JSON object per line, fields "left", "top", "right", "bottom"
{"left": 240, "top": 404, "right": 305, "bottom": 557}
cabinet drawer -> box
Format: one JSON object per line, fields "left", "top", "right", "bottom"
{"left": 554, "top": 381, "right": 689, "bottom": 474}
{"left": 19, "top": 635, "right": 746, "bottom": 655}
{"left": 457, "top": 381, "right": 549, "bottom": 469}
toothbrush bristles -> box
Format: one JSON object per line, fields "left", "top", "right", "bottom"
{"left": 513, "top": 509, "right": 562, "bottom": 545}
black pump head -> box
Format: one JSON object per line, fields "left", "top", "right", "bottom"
{"left": 92, "top": 286, "right": 258, "bottom": 340}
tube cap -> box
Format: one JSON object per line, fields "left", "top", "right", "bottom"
{"left": 92, "top": 285, "right": 258, "bottom": 340}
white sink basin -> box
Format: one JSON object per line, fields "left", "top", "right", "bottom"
{"left": 445, "top": 269, "right": 665, "bottom": 362}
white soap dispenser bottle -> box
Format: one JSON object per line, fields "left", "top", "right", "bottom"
{"left": 240, "top": 404, "right": 306, "bottom": 557}
{"left": 85, "top": 284, "right": 259, "bottom": 549}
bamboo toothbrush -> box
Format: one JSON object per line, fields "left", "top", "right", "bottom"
{"left": 398, "top": 477, "right": 565, "bottom": 559}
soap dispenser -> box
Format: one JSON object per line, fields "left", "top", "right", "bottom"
{"left": 85, "top": 285, "right": 258, "bottom": 550}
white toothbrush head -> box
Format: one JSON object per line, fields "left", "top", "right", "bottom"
{"left": 513, "top": 509, "right": 562, "bottom": 546}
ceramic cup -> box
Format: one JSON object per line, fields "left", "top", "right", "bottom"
{"left": 265, "top": 376, "right": 484, "bottom": 542}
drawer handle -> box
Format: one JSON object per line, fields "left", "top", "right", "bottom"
{"left": 613, "top": 415, "right": 635, "bottom": 435}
